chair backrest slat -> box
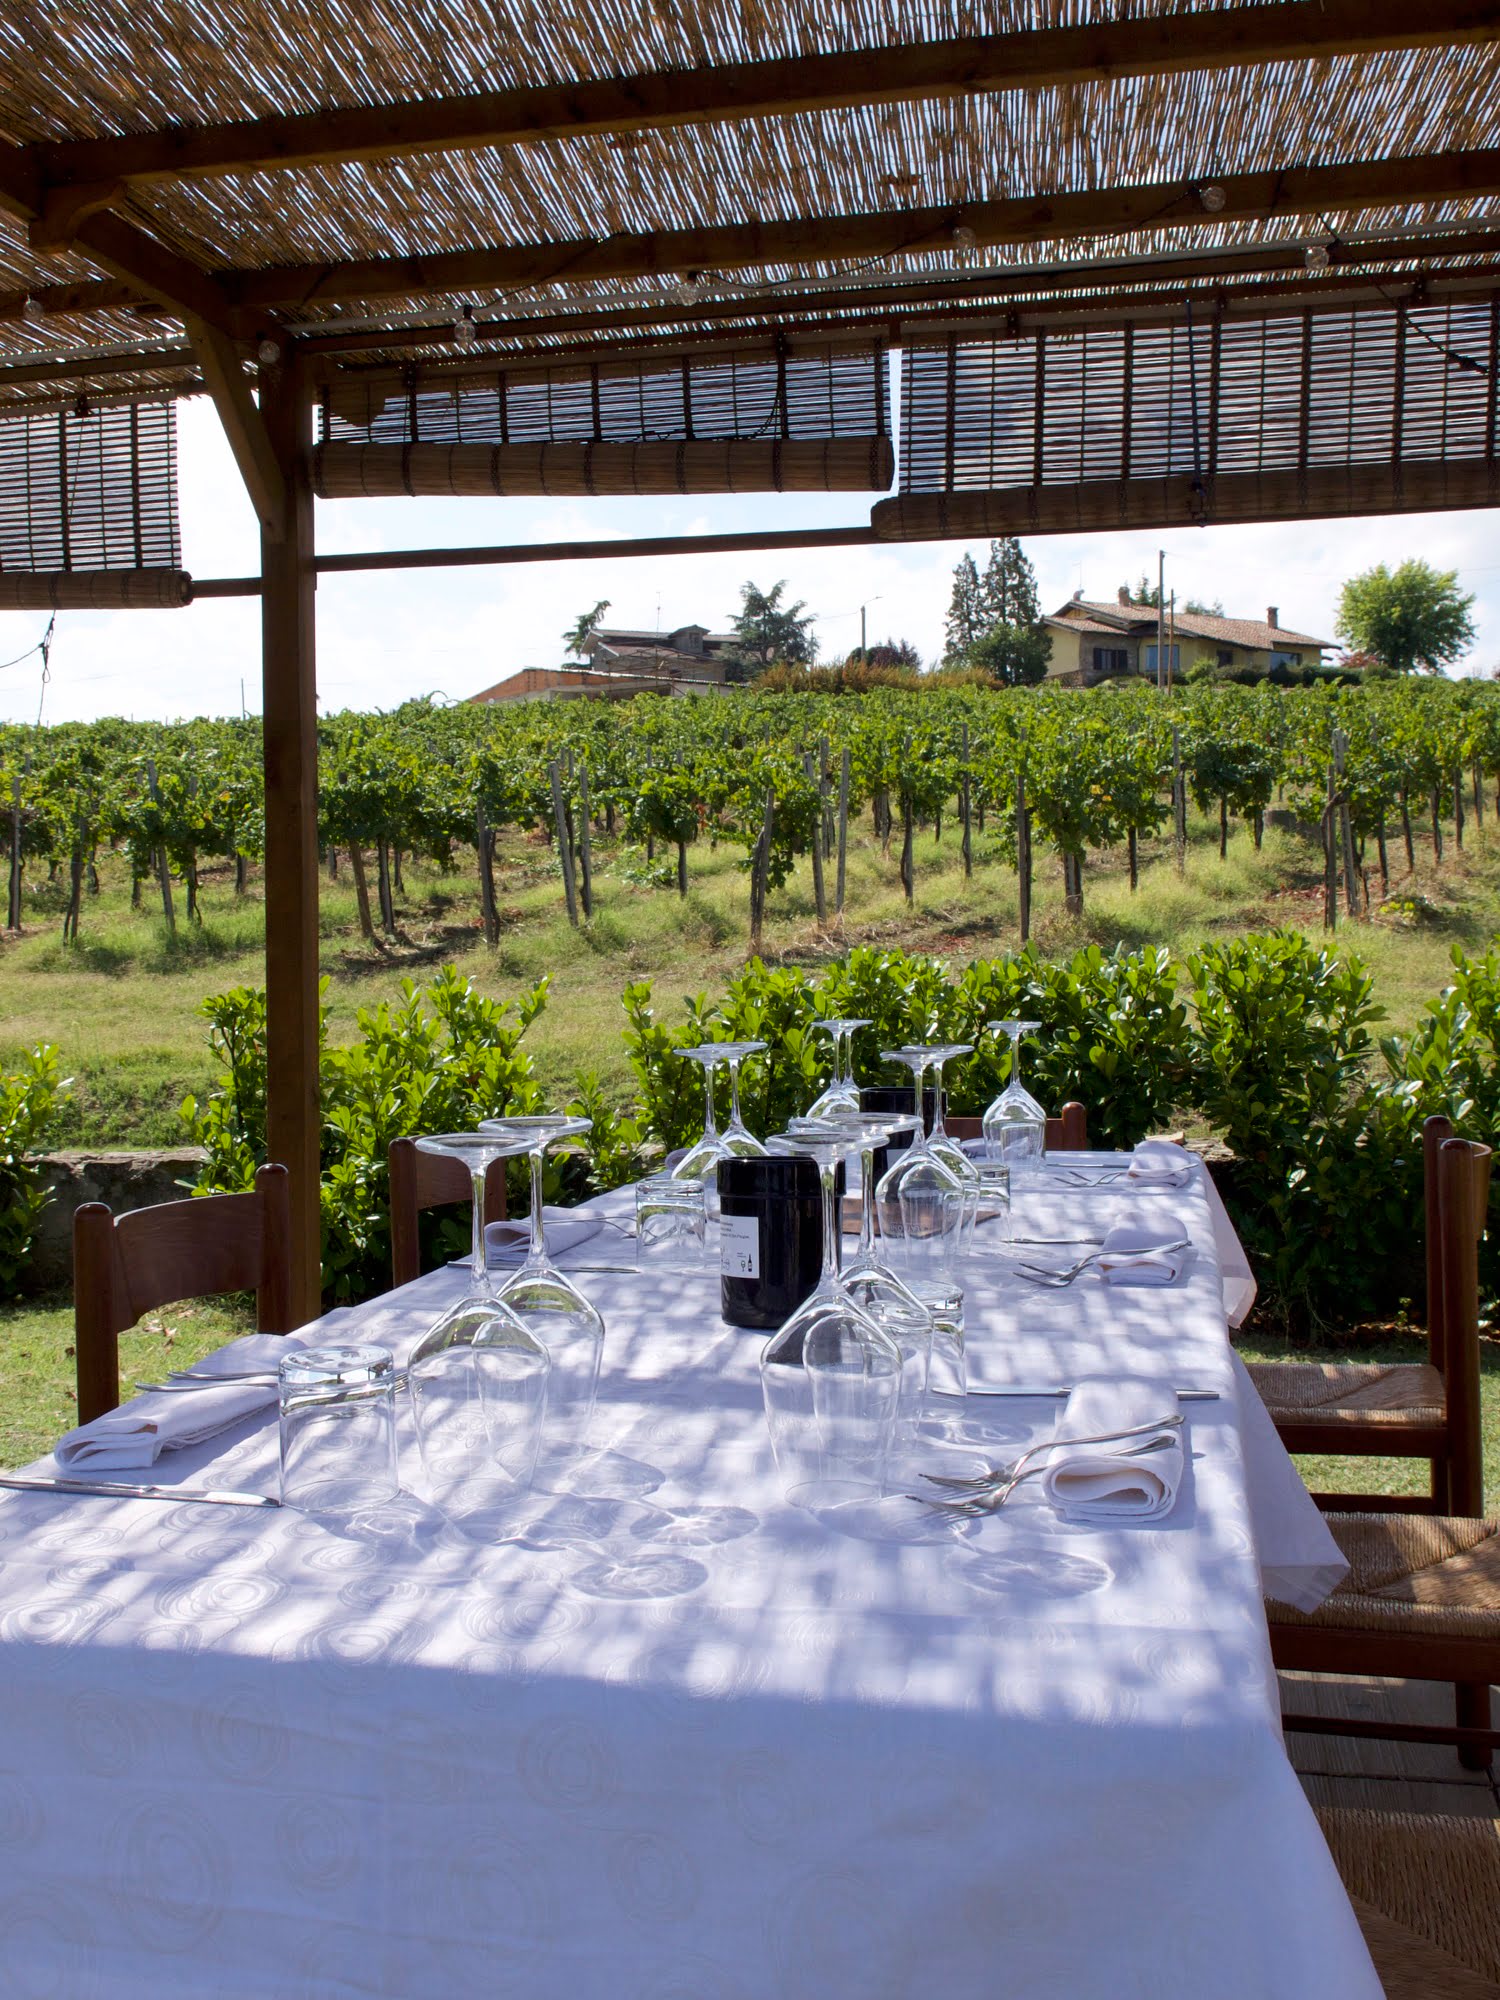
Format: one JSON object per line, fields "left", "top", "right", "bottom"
{"left": 1423, "top": 1113, "right": 1455, "bottom": 1374}
{"left": 1437, "top": 1135, "right": 1491, "bottom": 1519}
{"left": 944, "top": 1104, "right": 1089, "bottom": 1151}
{"left": 73, "top": 1162, "right": 293, "bottom": 1424}
{"left": 388, "top": 1138, "right": 509, "bottom": 1291}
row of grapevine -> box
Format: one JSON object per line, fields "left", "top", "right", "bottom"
{"left": 3, "top": 678, "right": 1497, "bottom": 944}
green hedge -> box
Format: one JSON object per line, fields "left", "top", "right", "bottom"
{"left": 1, "top": 1045, "right": 69, "bottom": 1297}
{"left": 185, "top": 935, "right": 1498, "bottom": 1333}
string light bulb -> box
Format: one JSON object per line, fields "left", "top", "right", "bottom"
{"left": 951, "top": 223, "right": 978, "bottom": 253}
{"left": 1304, "top": 241, "right": 1332, "bottom": 271}
{"left": 256, "top": 336, "right": 282, "bottom": 366}
{"left": 1199, "top": 183, "right": 1228, "bottom": 213}
{"left": 454, "top": 303, "right": 479, "bottom": 346}
{"left": 670, "top": 271, "right": 708, "bottom": 306}
{"left": 21, "top": 295, "right": 45, "bottom": 325}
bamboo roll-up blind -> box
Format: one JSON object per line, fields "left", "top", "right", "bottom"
{"left": 321, "top": 339, "right": 889, "bottom": 453}
{"left": 314, "top": 436, "right": 893, "bottom": 497}
{"left": 899, "top": 297, "right": 1500, "bottom": 497}
{"left": 0, "top": 401, "right": 181, "bottom": 573}
{"left": 0, "top": 567, "right": 191, "bottom": 610}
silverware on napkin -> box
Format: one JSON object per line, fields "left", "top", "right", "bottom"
{"left": 936, "top": 1384, "right": 1219, "bottom": 1401}
{"left": 0, "top": 1473, "right": 280, "bottom": 1507}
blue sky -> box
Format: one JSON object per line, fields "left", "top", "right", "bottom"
{"left": 2, "top": 395, "right": 1498, "bottom": 725}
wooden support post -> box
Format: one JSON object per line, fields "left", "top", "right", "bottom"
{"left": 836, "top": 748, "right": 850, "bottom": 915}
{"left": 804, "top": 751, "right": 827, "bottom": 927}
{"left": 259, "top": 356, "right": 322, "bottom": 1326}
{"left": 577, "top": 764, "right": 595, "bottom": 918}
{"left": 548, "top": 761, "right": 578, "bottom": 925}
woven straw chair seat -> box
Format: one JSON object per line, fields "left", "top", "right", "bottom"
{"left": 1247, "top": 1359, "right": 1445, "bottom": 1429}
{"left": 1316, "top": 1808, "right": 1500, "bottom": 1995}
{"left": 1269, "top": 1514, "right": 1500, "bottom": 1639}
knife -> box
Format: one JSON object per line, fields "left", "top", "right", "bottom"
{"left": 0, "top": 1473, "right": 281, "bottom": 1507}
{"left": 936, "top": 1386, "right": 1220, "bottom": 1401}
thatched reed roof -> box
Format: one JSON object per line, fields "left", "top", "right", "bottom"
{"left": 0, "top": 0, "right": 1495, "bottom": 413}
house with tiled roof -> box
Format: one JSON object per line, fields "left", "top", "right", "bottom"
{"left": 1044, "top": 589, "right": 1332, "bottom": 686}
{"left": 469, "top": 621, "right": 739, "bottom": 704}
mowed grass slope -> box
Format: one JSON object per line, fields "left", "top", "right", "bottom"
{"left": 4, "top": 803, "right": 1499, "bottom": 1153}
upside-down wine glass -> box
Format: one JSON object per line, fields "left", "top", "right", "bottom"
{"left": 719, "top": 1039, "right": 770, "bottom": 1157}
{"left": 921, "top": 1042, "right": 982, "bottom": 1255}
{"left": 406, "top": 1132, "right": 551, "bottom": 1537}
{"left": 981, "top": 1019, "right": 1048, "bottom": 1182}
{"left": 760, "top": 1120, "right": 903, "bottom": 1509}
{"left": 671, "top": 1044, "right": 733, "bottom": 1209}
{"left": 805, "top": 1017, "right": 873, "bottom": 1119}
{"left": 874, "top": 1048, "right": 968, "bottom": 1285}
{"left": 480, "top": 1113, "right": 605, "bottom": 1464}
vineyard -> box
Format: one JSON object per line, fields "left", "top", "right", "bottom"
{"left": 4, "top": 676, "right": 1499, "bottom": 950}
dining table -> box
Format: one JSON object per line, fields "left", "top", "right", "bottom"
{"left": 0, "top": 1151, "right": 1380, "bottom": 1998}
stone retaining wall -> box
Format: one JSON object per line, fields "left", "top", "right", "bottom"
{"left": 29, "top": 1150, "right": 209, "bottom": 1290}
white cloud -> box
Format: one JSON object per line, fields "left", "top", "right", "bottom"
{"left": 2, "top": 394, "right": 1497, "bottom": 724}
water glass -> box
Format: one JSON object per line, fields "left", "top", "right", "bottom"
{"left": 895, "top": 1181, "right": 966, "bottom": 1289}
{"left": 910, "top": 1281, "right": 966, "bottom": 1400}
{"left": 635, "top": 1173, "right": 708, "bottom": 1274}
{"left": 279, "top": 1343, "right": 400, "bottom": 1516}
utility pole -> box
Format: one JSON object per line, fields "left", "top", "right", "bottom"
{"left": 1155, "top": 550, "right": 1166, "bottom": 688}
{"left": 1167, "top": 591, "right": 1176, "bottom": 690}
{"left": 860, "top": 603, "right": 867, "bottom": 663}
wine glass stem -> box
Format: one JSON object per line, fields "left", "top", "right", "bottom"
{"left": 701, "top": 1060, "right": 719, "bottom": 1139}
{"left": 930, "top": 1060, "right": 950, "bottom": 1144}
{"left": 857, "top": 1144, "right": 879, "bottom": 1258}
{"left": 1011, "top": 1032, "right": 1023, "bottom": 1090}
{"left": 728, "top": 1060, "right": 744, "bottom": 1129}
{"left": 526, "top": 1144, "right": 547, "bottom": 1268}
{"left": 840, "top": 1028, "right": 852, "bottom": 1089}
{"left": 819, "top": 1161, "right": 842, "bottom": 1282}
{"left": 470, "top": 1164, "right": 492, "bottom": 1295}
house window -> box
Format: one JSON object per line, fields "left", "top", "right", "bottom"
{"left": 1143, "top": 644, "right": 1180, "bottom": 673}
{"left": 1217, "top": 649, "right": 1233, "bottom": 667}
{"left": 1269, "top": 650, "right": 1304, "bottom": 669}
{"left": 1092, "top": 646, "right": 1129, "bottom": 674}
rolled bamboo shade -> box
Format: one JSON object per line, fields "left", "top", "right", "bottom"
{"left": 0, "top": 566, "right": 191, "bottom": 609}
{"left": 897, "top": 295, "right": 1500, "bottom": 510}
{"left": 0, "top": 400, "right": 181, "bottom": 572}
{"left": 872, "top": 458, "right": 1500, "bottom": 541}
{"left": 315, "top": 437, "right": 894, "bottom": 497}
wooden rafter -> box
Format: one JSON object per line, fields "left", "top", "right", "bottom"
{"left": 224, "top": 148, "right": 1500, "bottom": 312}
{"left": 185, "top": 321, "right": 286, "bottom": 539}
{"left": 23, "top": 0, "right": 1500, "bottom": 193}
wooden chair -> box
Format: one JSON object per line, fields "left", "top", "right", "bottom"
{"left": 945, "top": 1101, "right": 1089, "bottom": 1151}
{"left": 388, "top": 1136, "right": 509, "bottom": 1290}
{"left": 1247, "top": 1117, "right": 1489, "bottom": 1515}
{"left": 1316, "top": 1808, "right": 1500, "bottom": 1998}
{"left": 1269, "top": 1138, "right": 1497, "bottom": 1769}
{"left": 74, "top": 1162, "right": 293, "bottom": 1425}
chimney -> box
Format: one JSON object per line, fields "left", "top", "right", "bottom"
{"left": 1118, "top": 586, "right": 1131, "bottom": 606}
{"left": 1266, "top": 606, "right": 1279, "bottom": 629}
{"left": 1072, "top": 587, "right": 1084, "bottom": 601}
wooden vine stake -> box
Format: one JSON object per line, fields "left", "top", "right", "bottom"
{"left": 748, "top": 789, "right": 775, "bottom": 951}
{"left": 836, "top": 747, "right": 851, "bottom": 916}
{"left": 7, "top": 757, "right": 26, "bottom": 931}
{"left": 1171, "top": 728, "right": 1186, "bottom": 875}
{"left": 144, "top": 758, "right": 176, "bottom": 936}
{"left": 349, "top": 845, "right": 376, "bottom": 941}
{"left": 548, "top": 760, "right": 579, "bottom": 927}
{"left": 959, "top": 722, "right": 973, "bottom": 878}
{"left": 803, "top": 751, "right": 827, "bottom": 928}
{"left": 1321, "top": 757, "right": 1338, "bottom": 932}
{"left": 1016, "top": 764, "right": 1032, "bottom": 945}
{"left": 576, "top": 763, "right": 595, "bottom": 919}
{"left": 1333, "top": 730, "right": 1360, "bottom": 918}
{"left": 475, "top": 799, "right": 499, "bottom": 945}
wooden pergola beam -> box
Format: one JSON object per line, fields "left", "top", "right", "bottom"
{"left": 225, "top": 147, "right": 1500, "bottom": 312}
{"left": 186, "top": 320, "right": 287, "bottom": 539}
{"left": 25, "top": 0, "right": 1500, "bottom": 191}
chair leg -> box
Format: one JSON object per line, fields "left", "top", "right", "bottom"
{"left": 1456, "top": 1682, "right": 1494, "bottom": 1772}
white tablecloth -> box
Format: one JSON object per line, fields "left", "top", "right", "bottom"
{"left": 0, "top": 1158, "right": 1377, "bottom": 1998}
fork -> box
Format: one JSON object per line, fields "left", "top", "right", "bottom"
{"left": 921, "top": 1434, "right": 1180, "bottom": 1517}
{"left": 921, "top": 1412, "right": 1185, "bottom": 1494}
{"left": 1012, "top": 1237, "right": 1189, "bottom": 1287}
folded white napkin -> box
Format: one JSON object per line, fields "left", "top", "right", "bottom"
{"left": 485, "top": 1210, "right": 603, "bottom": 1266}
{"left": 1040, "top": 1376, "right": 1184, "bottom": 1521}
{"left": 1128, "top": 1139, "right": 1194, "bottom": 1187}
{"left": 55, "top": 1333, "right": 301, "bottom": 1471}
{"left": 1095, "top": 1217, "right": 1190, "bottom": 1286}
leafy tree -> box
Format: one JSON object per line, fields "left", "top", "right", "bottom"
{"left": 942, "top": 553, "right": 985, "bottom": 667}
{"left": 562, "top": 600, "right": 611, "bottom": 660}
{"left": 1336, "top": 560, "right": 1476, "bottom": 675}
{"left": 967, "top": 624, "right": 1050, "bottom": 687}
{"left": 726, "top": 580, "right": 817, "bottom": 679}
{"left": 979, "top": 538, "right": 1042, "bottom": 629}
{"left": 857, "top": 638, "right": 922, "bottom": 673}
{"left": 1122, "top": 576, "right": 1221, "bottom": 615}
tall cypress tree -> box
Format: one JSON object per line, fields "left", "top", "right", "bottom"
{"left": 979, "top": 537, "right": 1042, "bottom": 629}
{"left": 942, "top": 553, "right": 985, "bottom": 667}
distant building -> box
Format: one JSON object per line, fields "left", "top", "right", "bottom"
{"left": 468, "top": 621, "right": 740, "bottom": 704}
{"left": 1044, "top": 588, "right": 1331, "bottom": 686}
